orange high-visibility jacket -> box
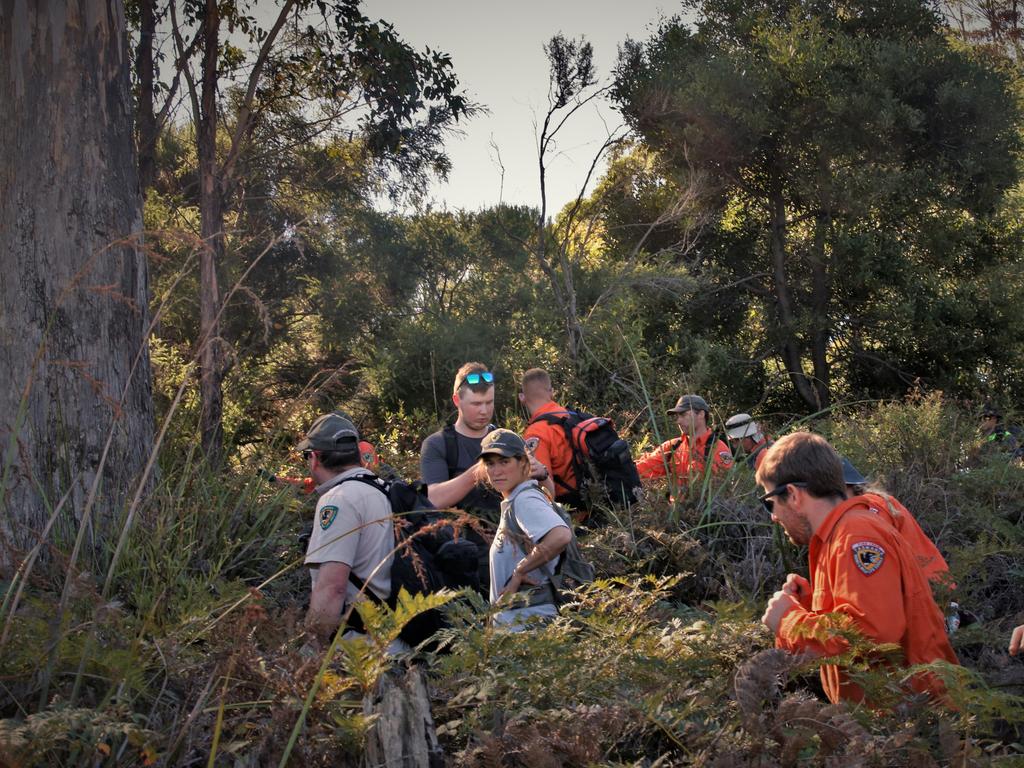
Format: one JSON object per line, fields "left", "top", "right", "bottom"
{"left": 635, "top": 430, "right": 733, "bottom": 485}
{"left": 524, "top": 401, "right": 578, "bottom": 497}
{"left": 775, "top": 497, "right": 958, "bottom": 704}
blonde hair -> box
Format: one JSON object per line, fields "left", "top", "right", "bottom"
{"left": 453, "top": 361, "right": 492, "bottom": 396}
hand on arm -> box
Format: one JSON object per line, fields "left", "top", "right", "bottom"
{"left": 498, "top": 525, "right": 572, "bottom": 599}
{"left": 425, "top": 468, "right": 479, "bottom": 509}
{"left": 305, "top": 561, "right": 351, "bottom": 642}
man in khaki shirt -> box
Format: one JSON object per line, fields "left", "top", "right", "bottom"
{"left": 299, "top": 413, "right": 394, "bottom": 641}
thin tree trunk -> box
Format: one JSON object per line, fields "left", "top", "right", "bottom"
{"left": 809, "top": 215, "right": 831, "bottom": 409}
{"left": 197, "top": 0, "right": 224, "bottom": 466}
{"left": 135, "top": 0, "right": 157, "bottom": 193}
{"left": 0, "top": 0, "right": 155, "bottom": 571}
{"left": 768, "top": 182, "right": 820, "bottom": 410}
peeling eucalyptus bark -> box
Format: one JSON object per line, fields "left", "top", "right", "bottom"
{"left": 0, "top": 0, "right": 155, "bottom": 571}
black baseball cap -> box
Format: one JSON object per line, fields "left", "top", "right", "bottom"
{"left": 297, "top": 413, "right": 359, "bottom": 451}
{"left": 667, "top": 394, "right": 709, "bottom": 414}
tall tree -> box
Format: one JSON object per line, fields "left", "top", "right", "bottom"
{"left": 135, "top": 0, "right": 468, "bottom": 465}
{"left": 0, "top": 0, "right": 154, "bottom": 567}
{"left": 614, "top": 0, "right": 1022, "bottom": 409}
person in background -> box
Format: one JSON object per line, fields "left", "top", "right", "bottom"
{"left": 636, "top": 394, "right": 733, "bottom": 494}
{"left": 725, "top": 412, "right": 773, "bottom": 470}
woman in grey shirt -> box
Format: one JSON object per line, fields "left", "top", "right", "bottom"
{"left": 478, "top": 429, "right": 572, "bottom": 630}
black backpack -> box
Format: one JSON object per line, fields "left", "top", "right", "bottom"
{"left": 338, "top": 474, "right": 480, "bottom": 647}
{"left": 531, "top": 410, "right": 642, "bottom": 510}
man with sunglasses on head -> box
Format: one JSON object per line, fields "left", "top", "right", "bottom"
{"left": 420, "top": 362, "right": 503, "bottom": 517}
{"left": 421, "top": 362, "right": 550, "bottom": 515}
{"left": 756, "top": 432, "right": 957, "bottom": 704}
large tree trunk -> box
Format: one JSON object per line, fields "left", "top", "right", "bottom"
{"left": 0, "top": 0, "right": 155, "bottom": 571}
{"left": 197, "top": 0, "right": 225, "bottom": 467}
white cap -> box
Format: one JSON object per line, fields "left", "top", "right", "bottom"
{"left": 725, "top": 413, "right": 760, "bottom": 439}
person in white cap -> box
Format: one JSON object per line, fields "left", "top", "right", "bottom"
{"left": 725, "top": 413, "right": 774, "bottom": 470}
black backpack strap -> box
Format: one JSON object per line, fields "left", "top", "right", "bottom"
{"left": 531, "top": 411, "right": 587, "bottom": 496}
{"left": 335, "top": 473, "right": 389, "bottom": 495}
{"left": 442, "top": 423, "right": 459, "bottom": 479}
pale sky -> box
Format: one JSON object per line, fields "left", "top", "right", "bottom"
{"left": 363, "top": 1, "right": 678, "bottom": 214}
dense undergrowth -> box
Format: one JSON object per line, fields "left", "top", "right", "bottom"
{"left": 2, "top": 394, "right": 1024, "bottom": 766}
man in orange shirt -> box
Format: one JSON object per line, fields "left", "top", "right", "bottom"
{"left": 758, "top": 432, "right": 958, "bottom": 704}
{"left": 635, "top": 394, "right": 733, "bottom": 495}
{"left": 520, "top": 367, "right": 641, "bottom": 512}
{"left": 519, "top": 368, "right": 570, "bottom": 501}
{"left": 725, "top": 412, "right": 773, "bottom": 469}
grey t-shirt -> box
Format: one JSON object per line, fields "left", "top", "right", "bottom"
{"left": 420, "top": 428, "right": 485, "bottom": 484}
{"left": 489, "top": 480, "right": 568, "bottom": 604}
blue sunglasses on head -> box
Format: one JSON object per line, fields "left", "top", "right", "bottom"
{"left": 461, "top": 371, "right": 495, "bottom": 387}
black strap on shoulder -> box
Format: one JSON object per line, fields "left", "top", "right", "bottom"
{"left": 442, "top": 423, "right": 459, "bottom": 479}
{"left": 531, "top": 411, "right": 585, "bottom": 495}
{"left": 336, "top": 473, "right": 388, "bottom": 495}
{"left": 703, "top": 432, "right": 724, "bottom": 461}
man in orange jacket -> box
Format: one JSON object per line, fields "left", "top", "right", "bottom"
{"left": 635, "top": 394, "right": 733, "bottom": 494}
{"left": 519, "top": 368, "right": 571, "bottom": 501}
{"left": 758, "top": 432, "right": 958, "bottom": 704}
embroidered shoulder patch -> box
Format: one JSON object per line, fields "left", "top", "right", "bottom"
{"left": 319, "top": 505, "right": 339, "bottom": 530}
{"left": 851, "top": 541, "right": 885, "bottom": 575}
{"left": 718, "top": 450, "right": 733, "bottom": 463}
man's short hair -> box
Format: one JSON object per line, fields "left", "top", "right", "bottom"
{"left": 317, "top": 448, "right": 360, "bottom": 470}
{"left": 453, "top": 361, "right": 494, "bottom": 396}
{"left": 521, "top": 367, "right": 551, "bottom": 393}
{"left": 756, "top": 431, "right": 845, "bottom": 499}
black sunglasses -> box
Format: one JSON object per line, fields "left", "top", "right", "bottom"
{"left": 460, "top": 371, "right": 495, "bottom": 387}
{"left": 302, "top": 450, "right": 314, "bottom": 461}
{"left": 759, "top": 482, "right": 808, "bottom": 512}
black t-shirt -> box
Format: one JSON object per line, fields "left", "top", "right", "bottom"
{"left": 420, "top": 426, "right": 501, "bottom": 516}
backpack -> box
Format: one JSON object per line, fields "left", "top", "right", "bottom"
{"left": 531, "top": 410, "right": 642, "bottom": 510}
{"left": 338, "top": 474, "right": 480, "bottom": 647}
{"left": 505, "top": 490, "right": 595, "bottom": 605}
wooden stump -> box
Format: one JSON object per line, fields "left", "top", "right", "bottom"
{"left": 363, "top": 665, "right": 443, "bottom": 768}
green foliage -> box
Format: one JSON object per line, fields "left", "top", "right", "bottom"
{"left": 3, "top": 399, "right": 1024, "bottom": 764}
{"left": 612, "top": 0, "right": 1024, "bottom": 409}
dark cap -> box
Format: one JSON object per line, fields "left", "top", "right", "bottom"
{"left": 297, "top": 413, "right": 359, "bottom": 451}
{"left": 479, "top": 428, "right": 528, "bottom": 458}
{"left": 667, "top": 394, "right": 709, "bottom": 414}
{"left": 981, "top": 402, "right": 1001, "bottom": 418}
{"left": 840, "top": 457, "right": 867, "bottom": 486}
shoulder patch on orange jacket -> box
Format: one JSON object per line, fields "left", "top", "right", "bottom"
{"left": 851, "top": 541, "right": 886, "bottom": 575}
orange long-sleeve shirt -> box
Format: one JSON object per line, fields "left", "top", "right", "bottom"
{"left": 775, "top": 497, "right": 958, "bottom": 704}
{"left": 635, "top": 430, "right": 733, "bottom": 486}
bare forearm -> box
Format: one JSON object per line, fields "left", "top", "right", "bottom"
{"left": 426, "top": 469, "right": 478, "bottom": 509}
